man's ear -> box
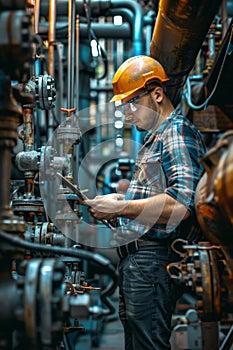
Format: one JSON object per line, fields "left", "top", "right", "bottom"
{"left": 151, "top": 86, "right": 163, "bottom": 103}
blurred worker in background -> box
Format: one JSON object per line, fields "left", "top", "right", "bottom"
{"left": 84, "top": 55, "right": 207, "bottom": 350}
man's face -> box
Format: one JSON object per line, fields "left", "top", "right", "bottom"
{"left": 116, "top": 90, "right": 161, "bottom": 132}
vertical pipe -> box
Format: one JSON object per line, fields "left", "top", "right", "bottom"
{"left": 145, "top": 22, "right": 153, "bottom": 56}
{"left": 56, "top": 42, "right": 64, "bottom": 123}
{"left": 22, "top": 106, "right": 36, "bottom": 197}
{"left": 48, "top": 0, "right": 56, "bottom": 77}
{"left": 34, "top": 0, "right": 40, "bottom": 33}
{"left": 221, "top": 0, "right": 228, "bottom": 39}
{"left": 201, "top": 321, "right": 220, "bottom": 350}
{"left": 74, "top": 15, "right": 80, "bottom": 182}
{"left": 48, "top": 0, "right": 56, "bottom": 138}
{"left": 75, "top": 14, "right": 80, "bottom": 111}
{"left": 23, "top": 107, "right": 34, "bottom": 152}
{"left": 0, "top": 73, "right": 21, "bottom": 221}
{"left": 67, "top": 0, "right": 76, "bottom": 109}
{"left": 0, "top": 148, "right": 12, "bottom": 217}
{"left": 109, "top": 3, "right": 144, "bottom": 56}
{"left": 109, "top": 4, "right": 144, "bottom": 158}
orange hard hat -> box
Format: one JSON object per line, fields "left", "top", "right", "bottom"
{"left": 110, "top": 55, "right": 169, "bottom": 103}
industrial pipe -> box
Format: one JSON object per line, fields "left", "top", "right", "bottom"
{"left": 76, "top": 15, "right": 80, "bottom": 110}
{"left": 48, "top": 0, "right": 56, "bottom": 77}
{"left": 47, "top": 0, "right": 57, "bottom": 139}
{"left": 40, "top": 0, "right": 110, "bottom": 18}
{"left": 39, "top": 21, "right": 131, "bottom": 39}
{"left": 108, "top": 2, "right": 144, "bottom": 158}
{"left": 108, "top": 1, "right": 144, "bottom": 56}
{"left": 40, "top": 0, "right": 144, "bottom": 53}
{"left": 150, "top": 0, "right": 222, "bottom": 107}
{"left": 67, "top": 0, "right": 76, "bottom": 109}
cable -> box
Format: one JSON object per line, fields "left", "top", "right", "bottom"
{"left": 184, "top": 24, "right": 233, "bottom": 110}
{"left": 83, "top": 0, "right": 92, "bottom": 45}
{"left": 83, "top": 0, "right": 108, "bottom": 80}
{"left": 0, "top": 230, "right": 119, "bottom": 315}
{"left": 89, "top": 28, "right": 108, "bottom": 80}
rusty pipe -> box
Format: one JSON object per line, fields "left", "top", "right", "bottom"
{"left": 0, "top": 75, "right": 22, "bottom": 221}
{"left": 23, "top": 107, "right": 34, "bottom": 152}
{"left": 150, "top": 0, "right": 222, "bottom": 107}
{"left": 48, "top": 0, "right": 56, "bottom": 77}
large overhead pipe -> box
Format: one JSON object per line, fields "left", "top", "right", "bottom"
{"left": 150, "top": 0, "right": 222, "bottom": 107}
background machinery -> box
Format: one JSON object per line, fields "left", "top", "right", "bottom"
{"left": 1, "top": 0, "right": 233, "bottom": 349}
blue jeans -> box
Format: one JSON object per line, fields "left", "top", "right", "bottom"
{"left": 118, "top": 245, "right": 182, "bottom": 350}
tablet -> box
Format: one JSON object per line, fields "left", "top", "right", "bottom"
{"left": 56, "top": 172, "right": 88, "bottom": 201}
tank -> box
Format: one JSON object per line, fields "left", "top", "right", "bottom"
{"left": 195, "top": 131, "right": 233, "bottom": 265}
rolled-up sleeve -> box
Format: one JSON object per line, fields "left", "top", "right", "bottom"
{"left": 162, "top": 120, "right": 206, "bottom": 214}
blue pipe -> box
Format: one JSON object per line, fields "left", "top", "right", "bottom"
{"left": 109, "top": 1, "right": 144, "bottom": 158}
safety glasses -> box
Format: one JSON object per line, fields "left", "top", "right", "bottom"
{"left": 115, "top": 90, "right": 151, "bottom": 114}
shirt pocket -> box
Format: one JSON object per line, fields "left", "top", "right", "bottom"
{"left": 137, "top": 153, "right": 167, "bottom": 191}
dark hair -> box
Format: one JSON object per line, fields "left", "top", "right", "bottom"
{"left": 145, "top": 79, "right": 167, "bottom": 94}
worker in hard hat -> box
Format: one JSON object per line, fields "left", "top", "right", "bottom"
{"left": 84, "top": 55, "right": 207, "bottom": 350}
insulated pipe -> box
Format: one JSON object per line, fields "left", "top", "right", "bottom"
{"left": 150, "top": 0, "right": 222, "bottom": 107}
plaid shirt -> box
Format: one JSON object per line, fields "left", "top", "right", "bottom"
{"left": 121, "top": 108, "right": 207, "bottom": 240}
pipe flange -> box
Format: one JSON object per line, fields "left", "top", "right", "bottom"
{"left": 34, "top": 75, "right": 56, "bottom": 110}
{"left": 22, "top": 259, "right": 66, "bottom": 347}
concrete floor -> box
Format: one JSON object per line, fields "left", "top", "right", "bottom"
{"left": 76, "top": 317, "right": 124, "bottom": 350}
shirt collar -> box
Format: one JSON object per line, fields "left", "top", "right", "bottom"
{"left": 143, "top": 107, "right": 181, "bottom": 144}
